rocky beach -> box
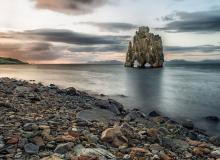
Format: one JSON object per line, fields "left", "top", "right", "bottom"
{"left": 0, "top": 77, "right": 220, "bottom": 160}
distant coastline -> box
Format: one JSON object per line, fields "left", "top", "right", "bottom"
{"left": 1, "top": 57, "right": 220, "bottom": 66}
{"left": 87, "top": 60, "right": 123, "bottom": 65}
{"left": 0, "top": 57, "right": 28, "bottom": 65}
{"left": 165, "top": 59, "right": 220, "bottom": 66}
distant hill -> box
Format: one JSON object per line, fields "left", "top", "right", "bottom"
{"left": 0, "top": 57, "right": 27, "bottom": 64}
{"left": 87, "top": 60, "right": 123, "bottom": 65}
{"left": 165, "top": 59, "right": 220, "bottom": 65}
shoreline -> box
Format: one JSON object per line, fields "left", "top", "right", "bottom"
{"left": 0, "top": 77, "right": 220, "bottom": 159}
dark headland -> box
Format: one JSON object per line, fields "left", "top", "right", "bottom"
{"left": 0, "top": 77, "right": 220, "bottom": 159}
{"left": 0, "top": 57, "right": 27, "bottom": 64}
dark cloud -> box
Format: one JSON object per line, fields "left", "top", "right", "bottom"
{"left": 0, "top": 29, "right": 130, "bottom": 62}
{"left": 35, "top": 0, "right": 108, "bottom": 15}
{"left": 0, "top": 42, "right": 62, "bottom": 61}
{"left": 157, "top": 9, "right": 220, "bottom": 33}
{"left": 68, "top": 44, "right": 127, "bottom": 53}
{"left": 161, "top": 14, "right": 175, "bottom": 21}
{"left": 11, "top": 29, "right": 130, "bottom": 45}
{"left": 24, "top": 42, "right": 52, "bottom": 51}
{"left": 165, "top": 45, "right": 220, "bottom": 53}
{"left": 80, "top": 22, "right": 138, "bottom": 33}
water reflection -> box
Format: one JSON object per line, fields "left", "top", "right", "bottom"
{"left": 124, "top": 67, "right": 164, "bottom": 112}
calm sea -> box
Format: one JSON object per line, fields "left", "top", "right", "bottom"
{"left": 0, "top": 64, "right": 220, "bottom": 135}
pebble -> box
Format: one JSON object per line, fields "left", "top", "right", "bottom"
{"left": 32, "top": 136, "right": 45, "bottom": 147}
{"left": 23, "top": 123, "right": 39, "bottom": 131}
{"left": 54, "top": 142, "right": 74, "bottom": 154}
{"left": 211, "top": 149, "right": 220, "bottom": 158}
{"left": 24, "top": 143, "right": 39, "bottom": 154}
{"left": 182, "top": 119, "right": 194, "bottom": 130}
{"left": 101, "top": 125, "right": 128, "bottom": 148}
{"left": 6, "top": 136, "right": 19, "bottom": 144}
{"left": 0, "top": 77, "right": 219, "bottom": 159}
{"left": 210, "top": 136, "right": 220, "bottom": 146}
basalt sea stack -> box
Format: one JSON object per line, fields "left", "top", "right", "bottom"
{"left": 125, "top": 26, "right": 164, "bottom": 68}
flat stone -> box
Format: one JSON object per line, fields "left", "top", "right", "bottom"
{"left": 76, "top": 108, "right": 117, "bottom": 122}
{"left": 24, "top": 143, "right": 39, "bottom": 154}
{"left": 74, "top": 144, "right": 115, "bottom": 159}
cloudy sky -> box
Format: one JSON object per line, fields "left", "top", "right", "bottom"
{"left": 0, "top": 0, "right": 219, "bottom": 64}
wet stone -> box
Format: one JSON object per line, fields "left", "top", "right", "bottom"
{"left": 149, "top": 111, "right": 160, "bottom": 117}
{"left": 205, "top": 116, "right": 219, "bottom": 122}
{"left": 182, "top": 119, "right": 194, "bottom": 130}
